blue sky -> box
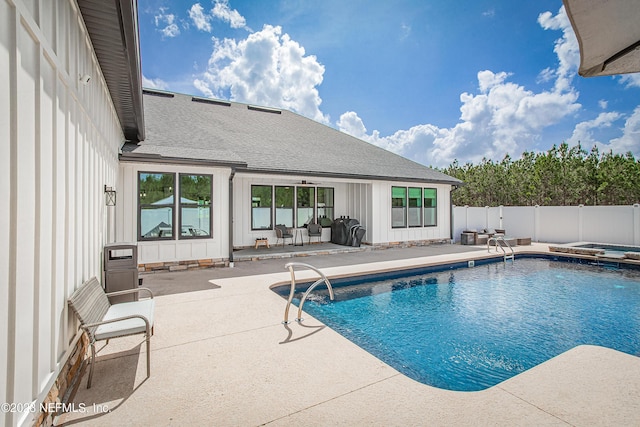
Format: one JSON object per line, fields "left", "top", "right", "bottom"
{"left": 138, "top": 0, "right": 640, "bottom": 168}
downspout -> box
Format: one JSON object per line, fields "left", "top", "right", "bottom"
{"left": 450, "top": 185, "right": 460, "bottom": 243}
{"left": 228, "top": 168, "right": 236, "bottom": 267}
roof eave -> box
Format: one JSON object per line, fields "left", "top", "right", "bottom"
{"left": 78, "top": 0, "right": 145, "bottom": 142}
{"left": 119, "top": 152, "right": 246, "bottom": 168}
{"left": 237, "top": 167, "right": 464, "bottom": 186}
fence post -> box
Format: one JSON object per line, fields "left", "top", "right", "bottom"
{"left": 534, "top": 205, "right": 539, "bottom": 242}
{"left": 485, "top": 206, "right": 490, "bottom": 229}
{"left": 465, "top": 205, "right": 469, "bottom": 231}
{"left": 634, "top": 204, "right": 640, "bottom": 246}
{"left": 578, "top": 204, "right": 584, "bottom": 242}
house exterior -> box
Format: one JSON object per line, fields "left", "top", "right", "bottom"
{"left": 119, "top": 90, "right": 462, "bottom": 270}
{"left": 2, "top": 0, "right": 459, "bottom": 426}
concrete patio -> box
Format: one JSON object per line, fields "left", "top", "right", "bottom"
{"left": 57, "top": 243, "right": 640, "bottom": 426}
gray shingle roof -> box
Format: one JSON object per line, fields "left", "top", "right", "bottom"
{"left": 121, "top": 90, "right": 461, "bottom": 185}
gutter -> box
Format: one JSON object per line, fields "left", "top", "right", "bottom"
{"left": 228, "top": 168, "right": 236, "bottom": 267}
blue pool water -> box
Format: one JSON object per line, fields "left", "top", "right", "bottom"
{"left": 278, "top": 258, "right": 640, "bottom": 391}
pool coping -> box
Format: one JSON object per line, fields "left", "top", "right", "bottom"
{"left": 59, "top": 242, "right": 640, "bottom": 426}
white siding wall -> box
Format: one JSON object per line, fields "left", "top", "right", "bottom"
{"left": 371, "top": 181, "right": 453, "bottom": 244}
{"left": 233, "top": 175, "right": 453, "bottom": 247}
{"left": 1, "top": 1, "right": 123, "bottom": 426}
{"left": 233, "top": 174, "right": 351, "bottom": 247}
{"left": 117, "top": 163, "right": 230, "bottom": 264}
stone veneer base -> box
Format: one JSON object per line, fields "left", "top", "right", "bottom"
{"left": 34, "top": 334, "right": 89, "bottom": 427}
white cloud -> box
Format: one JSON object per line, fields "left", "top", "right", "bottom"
{"left": 154, "top": 8, "right": 180, "bottom": 38}
{"left": 619, "top": 73, "right": 640, "bottom": 88}
{"left": 336, "top": 6, "right": 587, "bottom": 168}
{"left": 482, "top": 9, "right": 496, "bottom": 18}
{"left": 607, "top": 106, "right": 640, "bottom": 156}
{"left": 189, "top": 3, "right": 212, "bottom": 32}
{"left": 598, "top": 100, "right": 608, "bottom": 109}
{"left": 537, "top": 6, "right": 579, "bottom": 93}
{"left": 142, "top": 75, "right": 169, "bottom": 90}
{"left": 400, "top": 23, "right": 411, "bottom": 40}
{"left": 212, "top": 0, "right": 250, "bottom": 30}
{"left": 477, "top": 70, "right": 509, "bottom": 93}
{"left": 566, "top": 111, "right": 622, "bottom": 148}
{"left": 194, "top": 24, "right": 329, "bottom": 123}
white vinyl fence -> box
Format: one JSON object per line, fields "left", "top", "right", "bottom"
{"left": 453, "top": 205, "right": 640, "bottom": 246}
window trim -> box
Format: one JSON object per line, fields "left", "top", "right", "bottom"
{"left": 250, "top": 184, "right": 335, "bottom": 231}
{"left": 391, "top": 186, "right": 438, "bottom": 229}
{"left": 138, "top": 171, "right": 176, "bottom": 241}
{"left": 391, "top": 186, "right": 407, "bottom": 228}
{"left": 317, "top": 187, "right": 334, "bottom": 225}
{"left": 296, "top": 186, "right": 316, "bottom": 228}
{"left": 423, "top": 187, "right": 438, "bottom": 227}
{"left": 408, "top": 187, "right": 423, "bottom": 228}
{"left": 251, "top": 184, "right": 274, "bottom": 231}
{"left": 274, "top": 185, "right": 295, "bottom": 228}
{"left": 178, "top": 173, "right": 213, "bottom": 239}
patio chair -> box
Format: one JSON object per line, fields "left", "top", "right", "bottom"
{"left": 307, "top": 223, "right": 322, "bottom": 244}
{"left": 68, "top": 277, "right": 154, "bottom": 388}
{"left": 275, "top": 224, "right": 294, "bottom": 247}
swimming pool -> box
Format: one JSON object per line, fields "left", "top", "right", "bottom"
{"left": 274, "top": 257, "right": 640, "bottom": 391}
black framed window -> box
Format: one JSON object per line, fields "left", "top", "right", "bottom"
{"left": 179, "top": 174, "right": 212, "bottom": 238}
{"left": 139, "top": 172, "right": 175, "bottom": 239}
{"left": 296, "top": 187, "right": 315, "bottom": 227}
{"left": 252, "top": 185, "right": 273, "bottom": 230}
{"left": 408, "top": 187, "right": 422, "bottom": 227}
{"left": 318, "top": 187, "right": 334, "bottom": 225}
{"left": 275, "top": 186, "right": 294, "bottom": 228}
{"left": 391, "top": 186, "right": 407, "bottom": 228}
{"left": 424, "top": 188, "right": 437, "bottom": 226}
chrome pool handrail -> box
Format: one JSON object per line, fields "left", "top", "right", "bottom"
{"left": 487, "top": 235, "right": 514, "bottom": 262}
{"left": 283, "top": 262, "right": 334, "bottom": 324}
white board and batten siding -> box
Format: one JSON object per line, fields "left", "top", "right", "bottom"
{"left": 117, "top": 163, "right": 231, "bottom": 265}
{"left": 370, "top": 181, "right": 453, "bottom": 244}
{"left": 233, "top": 175, "right": 453, "bottom": 247}
{"left": 2, "top": 1, "right": 123, "bottom": 426}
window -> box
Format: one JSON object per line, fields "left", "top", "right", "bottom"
{"left": 408, "top": 187, "right": 422, "bottom": 227}
{"left": 391, "top": 186, "right": 407, "bottom": 228}
{"left": 250, "top": 184, "right": 333, "bottom": 230}
{"left": 251, "top": 185, "right": 272, "bottom": 230}
{"left": 317, "top": 187, "right": 334, "bottom": 224}
{"left": 275, "top": 186, "right": 294, "bottom": 228}
{"left": 424, "top": 188, "right": 437, "bottom": 226}
{"left": 179, "top": 174, "right": 212, "bottom": 238}
{"left": 139, "top": 172, "right": 175, "bottom": 239}
{"left": 296, "top": 187, "right": 315, "bottom": 227}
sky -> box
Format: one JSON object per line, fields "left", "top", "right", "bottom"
{"left": 138, "top": 0, "right": 640, "bottom": 168}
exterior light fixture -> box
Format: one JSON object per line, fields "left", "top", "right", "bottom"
{"left": 104, "top": 185, "right": 116, "bottom": 206}
{"left": 79, "top": 74, "right": 91, "bottom": 85}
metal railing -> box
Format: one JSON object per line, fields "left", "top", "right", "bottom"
{"left": 282, "top": 262, "right": 334, "bottom": 324}
{"left": 487, "top": 235, "right": 514, "bottom": 262}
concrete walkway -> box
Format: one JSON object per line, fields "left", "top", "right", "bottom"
{"left": 58, "top": 243, "right": 640, "bottom": 426}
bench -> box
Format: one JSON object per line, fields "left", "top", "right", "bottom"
{"left": 68, "top": 277, "right": 155, "bottom": 388}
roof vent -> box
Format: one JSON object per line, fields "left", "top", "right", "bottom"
{"left": 142, "top": 89, "right": 174, "bottom": 98}
{"left": 192, "top": 97, "right": 231, "bottom": 107}
{"left": 247, "top": 105, "right": 281, "bottom": 114}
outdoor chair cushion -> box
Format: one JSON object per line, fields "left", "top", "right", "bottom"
{"left": 94, "top": 299, "right": 155, "bottom": 340}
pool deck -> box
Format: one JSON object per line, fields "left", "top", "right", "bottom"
{"left": 57, "top": 242, "right": 640, "bottom": 426}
